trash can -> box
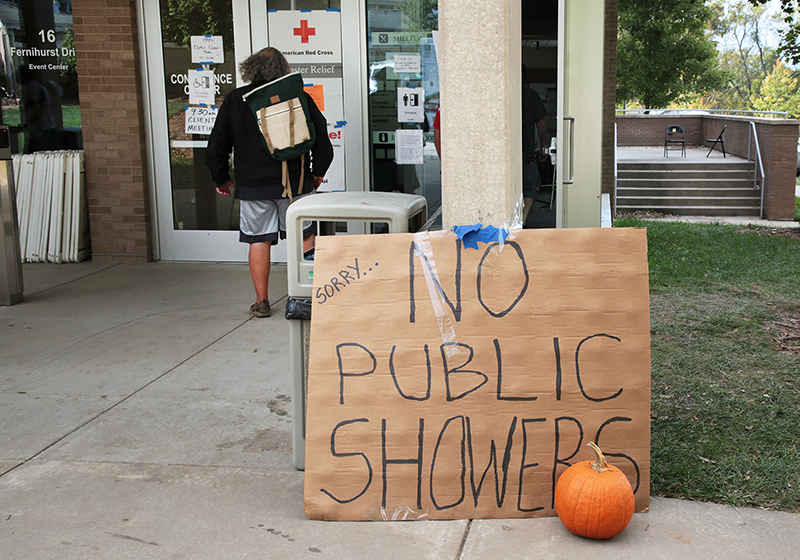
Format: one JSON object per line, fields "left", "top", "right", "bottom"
{"left": 285, "top": 191, "right": 427, "bottom": 470}
{"left": 0, "top": 124, "right": 23, "bottom": 306}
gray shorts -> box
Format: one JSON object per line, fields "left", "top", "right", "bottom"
{"left": 239, "top": 194, "right": 315, "bottom": 245}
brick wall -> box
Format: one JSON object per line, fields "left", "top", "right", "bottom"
{"left": 749, "top": 119, "right": 798, "bottom": 220}
{"left": 72, "top": 0, "right": 152, "bottom": 262}
{"left": 602, "top": 0, "right": 618, "bottom": 198}
{"left": 617, "top": 115, "right": 705, "bottom": 146}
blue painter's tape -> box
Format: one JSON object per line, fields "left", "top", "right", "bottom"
{"left": 452, "top": 224, "right": 510, "bottom": 250}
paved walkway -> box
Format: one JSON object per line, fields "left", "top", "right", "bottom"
{"left": 1, "top": 261, "right": 799, "bottom": 559}
{"left": 617, "top": 145, "right": 750, "bottom": 164}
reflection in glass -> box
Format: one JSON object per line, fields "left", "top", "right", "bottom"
{"left": 0, "top": 0, "right": 81, "bottom": 154}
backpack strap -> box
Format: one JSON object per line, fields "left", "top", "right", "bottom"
{"left": 297, "top": 153, "right": 305, "bottom": 196}
{"left": 280, "top": 153, "right": 307, "bottom": 202}
{"left": 281, "top": 161, "right": 292, "bottom": 202}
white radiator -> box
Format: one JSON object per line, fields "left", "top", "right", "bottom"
{"left": 13, "top": 151, "right": 90, "bottom": 263}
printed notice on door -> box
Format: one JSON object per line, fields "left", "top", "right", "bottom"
{"left": 395, "top": 129, "right": 423, "bottom": 164}
{"left": 397, "top": 87, "right": 424, "bottom": 123}
{"left": 188, "top": 69, "right": 215, "bottom": 105}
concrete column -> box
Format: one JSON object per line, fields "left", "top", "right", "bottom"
{"left": 439, "top": 0, "right": 521, "bottom": 229}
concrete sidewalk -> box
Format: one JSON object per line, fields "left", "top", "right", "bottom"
{"left": 1, "top": 261, "right": 798, "bottom": 559}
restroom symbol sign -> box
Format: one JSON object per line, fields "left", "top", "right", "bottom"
{"left": 402, "top": 92, "right": 420, "bottom": 107}
{"left": 397, "top": 86, "right": 424, "bottom": 123}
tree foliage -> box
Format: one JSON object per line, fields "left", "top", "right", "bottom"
{"left": 617, "top": 0, "right": 726, "bottom": 109}
{"left": 750, "top": 58, "right": 800, "bottom": 115}
{"left": 400, "top": 0, "right": 438, "bottom": 32}
{"left": 160, "top": 0, "right": 233, "bottom": 48}
{"left": 706, "top": 0, "right": 778, "bottom": 110}
{"left": 748, "top": 0, "right": 800, "bottom": 64}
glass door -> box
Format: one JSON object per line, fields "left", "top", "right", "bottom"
{"left": 364, "top": 0, "right": 441, "bottom": 227}
{"left": 143, "top": 0, "right": 364, "bottom": 261}
{"left": 555, "top": 0, "right": 603, "bottom": 228}
{"left": 522, "top": 0, "right": 604, "bottom": 229}
{"left": 143, "top": 0, "right": 249, "bottom": 261}
{"left": 522, "top": 0, "right": 558, "bottom": 229}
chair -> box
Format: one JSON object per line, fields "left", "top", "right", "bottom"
{"left": 664, "top": 125, "right": 686, "bottom": 158}
{"left": 706, "top": 125, "right": 726, "bottom": 158}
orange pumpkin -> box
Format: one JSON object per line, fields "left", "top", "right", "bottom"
{"left": 554, "top": 442, "right": 635, "bottom": 539}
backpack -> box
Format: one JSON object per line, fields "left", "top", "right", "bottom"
{"left": 243, "top": 72, "right": 316, "bottom": 200}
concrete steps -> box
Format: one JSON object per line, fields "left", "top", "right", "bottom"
{"left": 616, "top": 160, "right": 761, "bottom": 216}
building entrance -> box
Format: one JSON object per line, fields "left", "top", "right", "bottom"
{"left": 144, "top": 0, "right": 363, "bottom": 262}
{"left": 142, "top": 0, "right": 605, "bottom": 261}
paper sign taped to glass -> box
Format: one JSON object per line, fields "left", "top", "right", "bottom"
{"left": 304, "top": 227, "right": 651, "bottom": 521}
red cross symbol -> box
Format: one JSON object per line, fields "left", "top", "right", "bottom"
{"left": 294, "top": 20, "right": 316, "bottom": 43}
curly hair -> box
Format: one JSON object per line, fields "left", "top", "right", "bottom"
{"left": 239, "top": 47, "right": 291, "bottom": 84}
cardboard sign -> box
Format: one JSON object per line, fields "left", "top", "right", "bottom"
{"left": 304, "top": 228, "right": 651, "bottom": 521}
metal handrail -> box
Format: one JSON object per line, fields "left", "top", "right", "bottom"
{"left": 616, "top": 108, "right": 789, "bottom": 118}
{"left": 747, "top": 121, "right": 766, "bottom": 218}
{"left": 613, "top": 123, "right": 618, "bottom": 217}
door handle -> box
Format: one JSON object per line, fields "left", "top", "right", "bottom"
{"left": 545, "top": 137, "right": 557, "bottom": 166}
{"left": 542, "top": 117, "right": 575, "bottom": 184}
{"left": 563, "top": 115, "right": 575, "bottom": 184}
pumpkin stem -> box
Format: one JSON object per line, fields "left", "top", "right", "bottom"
{"left": 588, "top": 442, "right": 613, "bottom": 473}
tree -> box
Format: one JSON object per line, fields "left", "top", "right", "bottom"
{"left": 400, "top": 0, "right": 438, "bottom": 32}
{"left": 750, "top": 59, "right": 800, "bottom": 116}
{"left": 707, "top": 0, "right": 779, "bottom": 110}
{"left": 160, "top": 0, "right": 233, "bottom": 48}
{"left": 748, "top": 0, "right": 800, "bottom": 64}
{"left": 617, "top": 0, "right": 726, "bottom": 109}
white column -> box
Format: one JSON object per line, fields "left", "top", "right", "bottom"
{"left": 438, "top": 0, "right": 521, "bottom": 229}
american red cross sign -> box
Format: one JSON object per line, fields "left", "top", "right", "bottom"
{"left": 294, "top": 20, "right": 316, "bottom": 43}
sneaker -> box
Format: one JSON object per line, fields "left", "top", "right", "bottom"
{"left": 250, "top": 299, "right": 271, "bottom": 318}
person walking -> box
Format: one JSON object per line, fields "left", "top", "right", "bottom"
{"left": 206, "top": 47, "right": 333, "bottom": 317}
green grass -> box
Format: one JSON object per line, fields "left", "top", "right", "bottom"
{"left": 2, "top": 106, "right": 81, "bottom": 128}
{"left": 615, "top": 219, "right": 800, "bottom": 512}
{"left": 3, "top": 106, "right": 81, "bottom": 153}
